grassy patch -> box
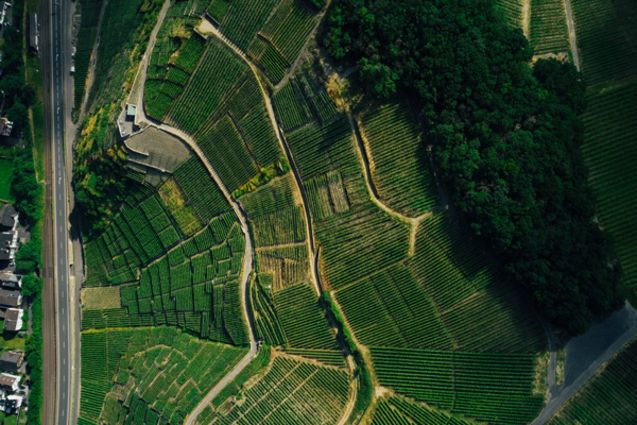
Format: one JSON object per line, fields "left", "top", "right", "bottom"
{"left": 158, "top": 178, "right": 203, "bottom": 236}
{"left": 81, "top": 287, "right": 122, "bottom": 310}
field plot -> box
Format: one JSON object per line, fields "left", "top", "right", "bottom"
{"left": 580, "top": 81, "right": 637, "bottom": 295}
{"left": 372, "top": 396, "right": 473, "bottom": 425}
{"left": 572, "top": 0, "right": 637, "bottom": 85}
{"left": 196, "top": 354, "right": 350, "bottom": 425}
{"left": 82, "top": 157, "right": 249, "bottom": 346}
{"left": 79, "top": 327, "right": 246, "bottom": 425}
{"left": 359, "top": 103, "right": 440, "bottom": 216}
{"left": 529, "top": 0, "right": 569, "bottom": 54}
{"left": 549, "top": 338, "right": 637, "bottom": 424}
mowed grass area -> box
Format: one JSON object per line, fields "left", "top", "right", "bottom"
{"left": 572, "top": 0, "right": 637, "bottom": 85}
{"left": 548, "top": 338, "right": 637, "bottom": 424}
{"left": 581, "top": 80, "right": 637, "bottom": 296}
{"left": 0, "top": 158, "right": 14, "bottom": 201}
{"left": 79, "top": 327, "right": 246, "bottom": 425}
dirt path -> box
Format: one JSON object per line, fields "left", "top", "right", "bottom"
{"left": 562, "top": 0, "right": 581, "bottom": 70}
{"left": 522, "top": 0, "right": 531, "bottom": 38}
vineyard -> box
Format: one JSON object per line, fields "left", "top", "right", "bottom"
{"left": 277, "top": 62, "right": 547, "bottom": 423}
{"left": 495, "top": 0, "right": 524, "bottom": 28}
{"left": 529, "top": 0, "right": 569, "bottom": 54}
{"left": 572, "top": 0, "right": 637, "bottom": 85}
{"left": 79, "top": 327, "right": 246, "bottom": 425}
{"left": 549, "top": 338, "right": 637, "bottom": 424}
{"left": 371, "top": 396, "right": 473, "bottom": 425}
{"left": 195, "top": 353, "right": 350, "bottom": 425}
{"left": 580, "top": 82, "right": 637, "bottom": 296}
{"left": 207, "top": 0, "right": 322, "bottom": 84}
{"left": 359, "top": 103, "right": 440, "bottom": 217}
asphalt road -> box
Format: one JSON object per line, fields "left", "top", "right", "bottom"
{"left": 48, "top": 0, "right": 72, "bottom": 424}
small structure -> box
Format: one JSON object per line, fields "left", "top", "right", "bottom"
{"left": 117, "top": 103, "right": 139, "bottom": 140}
{"left": 0, "top": 118, "right": 13, "bottom": 137}
{"left": 0, "top": 205, "right": 18, "bottom": 232}
{"left": 0, "top": 351, "right": 23, "bottom": 373}
{"left": 28, "top": 12, "right": 38, "bottom": 53}
{"left": 2, "top": 308, "right": 23, "bottom": 332}
{"left": 0, "top": 1, "right": 11, "bottom": 28}
{"left": 0, "top": 374, "right": 19, "bottom": 392}
{"left": 0, "top": 289, "right": 21, "bottom": 308}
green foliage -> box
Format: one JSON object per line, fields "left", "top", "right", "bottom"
{"left": 10, "top": 150, "right": 42, "bottom": 226}
{"left": 323, "top": 0, "right": 622, "bottom": 334}
{"left": 21, "top": 274, "right": 42, "bottom": 301}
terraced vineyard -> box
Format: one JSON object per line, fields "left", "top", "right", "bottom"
{"left": 79, "top": 328, "right": 246, "bottom": 424}
{"left": 82, "top": 156, "right": 249, "bottom": 346}
{"left": 548, "top": 338, "right": 637, "bottom": 424}
{"left": 195, "top": 353, "right": 350, "bottom": 425}
{"left": 74, "top": 0, "right": 603, "bottom": 423}
{"left": 495, "top": 0, "right": 524, "bottom": 28}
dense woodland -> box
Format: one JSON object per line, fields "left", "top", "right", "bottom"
{"left": 322, "top": 0, "right": 622, "bottom": 334}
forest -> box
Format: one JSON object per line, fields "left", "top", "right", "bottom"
{"left": 322, "top": 0, "right": 622, "bottom": 334}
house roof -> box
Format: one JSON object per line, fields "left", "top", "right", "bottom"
{"left": 0, "top": 351, "right": 23, "bottom": 367}
{"left": 0, "top": 273, "right": 19, "bottom": 283}
{"left": 0, "top": 373, "right": 19, "bottom": 388}
{"left": 3, "top": 308, "right": 22, "bottom": 332}
{"left": 0, "top": 289, "right": 21, "bottom": 307}
{"left": 0, "top": 204, "right": 17, "bottom": 229}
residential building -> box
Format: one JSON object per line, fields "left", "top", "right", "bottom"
{"left": 0, "top": 1, "right": 11, "bottom": 28}
{"left": 0, "top": 231, "right": 18, "bottom": 265}
{"left": 0, "top": 205, "right": 18, "bottom": 232}
{"left": 0, "top": 118, "right": 13, "bottom": 137}
{"left": 0, "top": 373, "right": 19, "bottom": 392}
{"left": 0, "top": 273, "right": 21, "bottom": 290}
{"left": 2, "top": 308, "right": 23, "bottom": 332}
{"left": 0, "top": 289, "right": 21, "bottom": 308}
{"left": 0, "top": 351, "right": 23, "bottom": 373}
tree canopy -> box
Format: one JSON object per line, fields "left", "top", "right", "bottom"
{"left": 323, "top": 0, "right": 622, "bottom": 334}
